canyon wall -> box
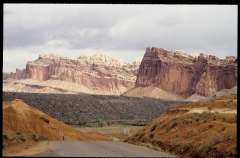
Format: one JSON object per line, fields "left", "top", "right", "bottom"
{"left": 135, "top": 47, "right": 237, "bottom": 97}
{"left": 3, "top": 53, "right": 141, "bottom": 95}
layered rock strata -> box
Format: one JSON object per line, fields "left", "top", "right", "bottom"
{"left": 135, "top": 47, "right": 237, "bottom": 97}
{"left": 3, "top": 53, "right": 142, "bottom": 95}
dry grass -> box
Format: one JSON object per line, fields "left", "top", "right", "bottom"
{"left": 73, "top": 125, "right": 143, "bottom": 141}
{"left": 124, "top": 95, "right": 237, "bottom": 158}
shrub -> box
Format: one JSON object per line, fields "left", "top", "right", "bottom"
{"left": 65, "top": 120, "right": 74, "bottom": 125}
{"left": 149, "top": 133, "right": 154, "bottom": 138}
{"left": 20, "top": 137, "right": 26, "bottom": 142}
{"left": 39, "top": 135, "right": 48, "bottom": 141}
{"left": 195, "top": 117, "right": 200, "bottom": 122}
{"left": 221, "top": 115, "right": 227, "bottom": 121}
{"left": 125, "top": 121, "right": 146, "bottom": 126}
{"left": 86, "top": 118, "right": 108, "bottom": 127}
{"left": 96, "top": 118, "right": 108, "bottom": 127}
{"left": 221, "top": 126, "right": 226, "bottom": 131}
{"left": 161, "top": 123, "right": 166, "bottom": 128}
{"left": 170, "top": 121, "right": 178, "bottom": 128}
{"left": 78, "top": 118, "right": 88, "bottom": 126}
{"left": 138, "top": 132, "right": 145, "bottom": 139}
{"left": 16, "top": 131, "right": 21, "bottom": 135}
{"left": 150, "top": 123, "right": 158, "bottom": 132}
{"left": 182, "top": 141, "right": 193, "bottom": 151}
{"left": 85, "top": 122, "right": 95, "bottom": 127}
{"left": 165, "top": 128, "right": 169, "bottom": 133}
{"left": 3, "top": 134, "right": 8, "bottom": 140}
{"left": 199, "top": 111, "right": 211, "bottom": 118}
{"left": 172, "top": 139, "right": 180, "bottom": 148}
{"left": 183, "top": 119, "right": 192, "bottom": 124}
{"left": 31, "top": 133, "right": 37, "bottom": 141}
{"left": 213, "top": 116, "right": 216, "bottom": 121}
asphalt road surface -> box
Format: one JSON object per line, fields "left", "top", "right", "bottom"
{"left": 33, "top": 141, "right": 176, "bottom": 157}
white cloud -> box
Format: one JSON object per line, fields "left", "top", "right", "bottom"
{"left": 3, "top": 4, "right": 237, "bottom": 72}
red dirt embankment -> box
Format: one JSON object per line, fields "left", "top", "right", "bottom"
{"left": 124, "top": 95, "right": 237, "bottom": 158}
{"left": 2, "top": 99, "right": 110, "bottom": 156}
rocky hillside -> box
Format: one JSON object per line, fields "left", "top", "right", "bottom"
{"left": 2, "top": 99, "right": 110, "bottom": 156}
{"left": 3, "top": 52, "right": 142, "bottom": 95}
{"left": 124, "top": 93, "right": 237, "bottom": 158}
{"left": 2, "top": 92, "right": 191, "bottom": 124}
{"left": 123, "top": 47, "right": 237, "bottom": 100}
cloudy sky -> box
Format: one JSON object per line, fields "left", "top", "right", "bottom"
{"left": 3, "top": 4, "right": 238, "bottom": 72}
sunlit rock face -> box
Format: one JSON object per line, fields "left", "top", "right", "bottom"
{"left": 136, "top": 47, "right": 237, "bottom": 97}
{"left": 3, "top": 52, "right": 142, "bottom": 95}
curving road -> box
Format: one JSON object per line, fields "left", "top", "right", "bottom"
{"left": 32, "top": 141, "right": 176, "bottom": 157}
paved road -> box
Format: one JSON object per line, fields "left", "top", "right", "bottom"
{"left": 33, "top": 141, "right": 176, "bottom": 157}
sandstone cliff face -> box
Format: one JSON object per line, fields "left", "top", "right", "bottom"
{"left": 3, "top": 53, "right": 141, "bottom": 95}
{"left": 135, "top": 47, "right": 237, "bottom": 97}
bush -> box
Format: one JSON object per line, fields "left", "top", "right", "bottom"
{"left": 137, "top": 132, "right": 145, "bottom": 139}
{"left": 170, "top": 121, "right": 178, "bottom": 128}
{"left": 221, "top": 126, "right": 226, "bottom": 131}
{"left": 150, "top": 123, "right": 158, "bottom": 132}
{"left": 31, "top": 133, "right": 37, "bottom": 141}
{"left": 221, "top": 115, "right": 227, "bottom": 121}
{"left": 78, "top": 118, "right": 88, "bottom": 126}
{"left": 39, "top": 135, "right": 48, "bottom": 141}
{"left": 20, "top": 137, "right": 26, "bottom": 142}
{"left": 213, "top": 116, "right": 216, "bottom": 121}
{"left": 3, "top": 134, "right": 8, "bottom": 140}
{"left": 199, "top": 111, "right": 211, "bottom": 118}
{"left": 86, "top": 118, "right": 108, "bottom": 127}
{"left": 125, "top": 121, "right": 146, "bottom": 126}
{"left": 65, "top": 120, "right": 74, "bottom": 125}
{"left": 183, "top": 119, "right": 192, "bottom": 124}
{"left": 149, "top": 133, "right": 154, "bottom": 138}
{"left": 165, "top": 128, "right": 169, "bottom": 133}
{"left": 16, "top": 131, "right": 21, "bottom": 135}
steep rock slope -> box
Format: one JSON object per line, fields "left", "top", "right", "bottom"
{"left": 3, "top": 53, "right": 142, "bottom": 95}
{"left": 124, "top": 47, "right": 237, "bottom": 99}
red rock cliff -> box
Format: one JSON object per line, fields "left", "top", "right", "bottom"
{"left": 3, "top": 53, "right": 141, "bottom": 95}
{"left": 136, "top": 47, "right": 237, "bottom": 97}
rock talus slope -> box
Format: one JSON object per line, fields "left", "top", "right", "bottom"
{"left": 124, "top": 47, "right": 237, "bottom": 99}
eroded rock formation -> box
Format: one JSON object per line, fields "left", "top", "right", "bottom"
{"left": 135, "top": 47, "right": 237, "bottom": 97}
{"left": 3, "top": 53, "right": 142, "bottom": 95}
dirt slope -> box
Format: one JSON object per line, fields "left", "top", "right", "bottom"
{"left": 124, "top": 94, "right": 237, "bottom": 158}
{"left": 2, "top": 99, "right": 110, "bottom": 156}
{"left": 122, "top": 86, "right": 188, "bottom": 100}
